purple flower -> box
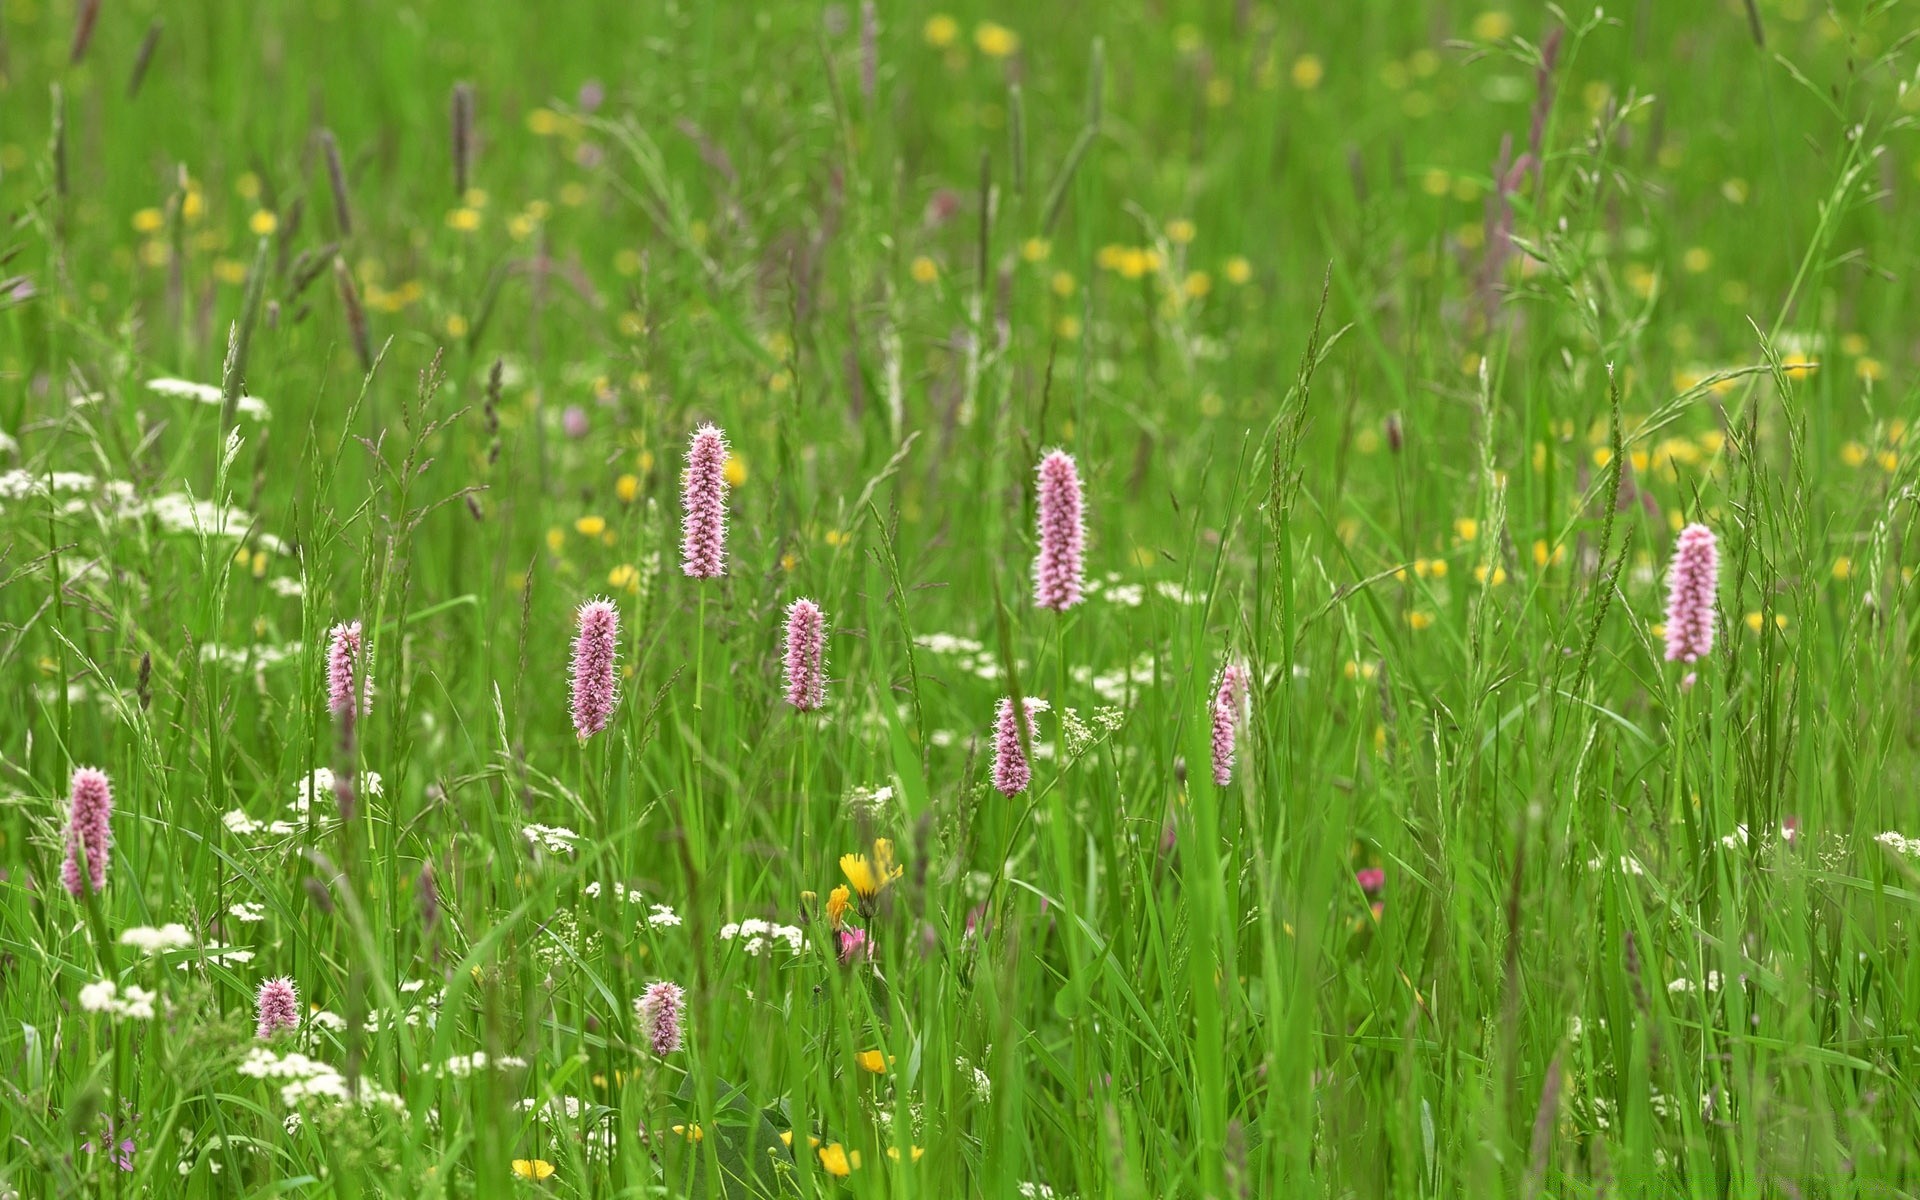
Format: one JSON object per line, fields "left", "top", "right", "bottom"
{"left": 61, "top": 766, "right": 113, "bottom": 898}
{"left": 1355, "top": 868, "right": 1385, "bottom": 898}
{"left": 991, "top": 698, "right": 1041, "bottom": 797}
{"left": 255, "top": 976, "right": 300, "bottom": 1039}
{"left": 1033, "top": 450, "right": 1086, "bottom": 610}
{"left": 837, "top": 928, "right": 872, "bottom": 963}
{"left": 326, "top": 621, "right": 370, "bottom": 721}
{"left": 562, "top": 405, "right": 591, "bottom": 439}
{"left": 569, "top": 598, "right": 620, "bottom": 740}
{"left": 680, "top": 423, "right": 730, "bottom": 579}
{"left": 82, "top": 1110, "right": 138, "bottom": 1172}
{"left": 782, "top": 598, "right": 828, "bottom": 711}
{"left": 635, "top": 980, "right": 685, "bottom": 1056}
{"left": 1209, "top": 661, "right": 1250, "bottom": 786}
{"left": 1663, "top": 523, "right": 1719, "bottom": 664}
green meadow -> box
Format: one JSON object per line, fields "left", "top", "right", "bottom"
{"left": 3, "top": 0, "right": 1920, "bottom": 1195}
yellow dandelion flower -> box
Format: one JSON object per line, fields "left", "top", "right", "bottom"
{"left": 1832, "top": 556, "right": 1853, "bottom": 581}
{"left": 511, "top": 1159, "right": 556, "bottom": 1180}
{"left": 910, "top": 256, "right": 938, "bottom": 284}
{"left": 182, "top": 186, "right": 205, "bottom": 222}
{"left": 826, "top": 885, "right": 851, "bottom": 929}
{"left": 1183, "top": 271, "right": 1212, "bottom": 299}
{"left": 1841, "top": 441, "right": 1869, "bottom": 467}
{"left": 724, "top": 454, "right": 748, "bottom": 488}
{"left": 1407, "top": 611, "right": 1434, "bottom": 630}
{"left": 446, "top": 207, "right": 482, "bottom": 232}
{"left": 1224, "top": 256, "right": 1253, "bottom": 285}
{"left": 608, "top": 564, "right": 639, "bottom": 592}
{"left": 1049, "top": 271, "right": 1077, "bottom": 299}
{"left": 248, "top": 210, "right": 278, "bottom": 237}
{"left": 1291, "top": 54, "right": 1325, "bottom": 90}
{"left": 1473, "top": 563, "right": 1508, "bottom": 586}
{"left": 131, "top": 207, "right": 165, "bottom": 233}
{"left": 1454, "top": 517, "right": 1479, "bottom": 542}
{"left": 445, "top": 314, "right": 469, "bottom": 338}
{"left": 1429, "top": 559, "right": 1449, "bottom": 579}
{"left": 575, "top": 515, "right": 607, "bottom": 537}
{"left": 672, "top": 1123, "right": 704, "bottom": 1142}
{"left": 1879, "top": 450, "right": 1899, "bottom": 473}
{"left": 886, "top": 1146, "right": 926, "bottom": 1162}
{"left": 1166, "top": 218, "right": 1196, "bottom": 244}
{"left": 818, "top": 1143, "right": 860, "bottom": 1177}
{"left": 616, "top": 474, "right": 641, "bottom": 503}
{"left": 840, "top": 839, "right": 904, "bottom": 899}
{"left": 974, "top": 21, "right": 1019, "bottom": 57}
{"left": 780, "top": 551, "right": 798, "bottom": 572}
{"left": 856, "top": 1049, "right": 894, "bottom": 1074}
{"left": 923, "top": 14, "right": 959, "bottom": 47}
{"left": 1021, "top": 237, "right": 1051, "bottom": 262}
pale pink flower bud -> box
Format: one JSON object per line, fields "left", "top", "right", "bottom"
{"left": 255, "top": 977, "right": 300, "bottom": 1038}
{"left": 1033, "top": 450, "right": 1086, "bottom": 610}
{"left": 680, "top": 423, "right": 729, "bottom": 579}
{"left": 1210, "top": 661, "right": 1251, "bottom": 786}
{"left": 60, "top": 766, "right": 113, "bottom": 898}
{"left": 1663, "top": 523, "right": 1719, "bottom": 664}
{"left": 991, "top": 698, "right": 1042, "bottom": 797}
{"left": 782, "top": 598, "right": 827, "bottom": 711}
{"left": 326, "top": 621, "right": 371, "bottom": 720}
{"left": 635, "top": 980, "right": 686, "bottom": 1056}
{"left": 570, "top": 599, "right": 620, "bottom": 740}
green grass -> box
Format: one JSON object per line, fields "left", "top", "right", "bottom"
{"left": 3, "top": 0, "right": 1920, "bottom": 1195}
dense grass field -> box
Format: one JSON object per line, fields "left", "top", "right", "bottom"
{"left": 4, "top": 0, "right": 1920, "bottom": 1195}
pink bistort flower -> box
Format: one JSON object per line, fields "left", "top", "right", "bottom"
{"left": 1663, "top": 522, "right": 1719, "bottom": 664}
{"left": 1033, "top": 450, "right": 1086, "bottom": 610}
{"left": 636, "top": 980, "right": 686, "bottom": 1056}
{"left": 570, "top": 599, "right": 620, "bottom": 740}
{"left": 61, "top": 766, "right": 113, "bottom": 898}
{"left": 326, "top": 621, "right": 370, "bottom": 721}
{"left": 1209, "top": 660, "right": 1250, "bottom": 786}
{"left": 680, "top": 423, "right": 730, "bottom": 579}
{"left": 255, "top": 977, "right": 300, "bottom": 1038}
{"left": 991, "top": 698, "right": 1043, "bottom": 797}
{"left": 782, "top": 598, "right": 827, "bottom": 711}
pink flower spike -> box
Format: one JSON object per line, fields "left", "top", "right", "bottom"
{"left": 680, "top": 423, "right": 730, "bottom": 579}
{"left": 782, "top": 598, "right": 828, "bottom": 711}
{"left": 60, "top": 766, "right": 113, "bottom": 898}
{"left": 326, "top": 621, "right": 371, "bottom": 721}
{"left": 991, "top": 698, "right": 1043, "bottom": 797}
{"left": 1663, "top": 523, "right": 1719, "bottom": 664}
{"left": 1209, "top": 661, "right": 1251, "bottom": 787}
{"left": 255, "top": 977, "right": 300, "bottom": 1039}
{"left": 635, "top": 980, "right": 686, "bottom": 1056}
{"left": 1033, "top": 450, "right": 1086, "bottom": 610}
{"left": 570, "top": 598, "right": 621, "bottom": 740}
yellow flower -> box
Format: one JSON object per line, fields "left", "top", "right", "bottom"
{"left": 1054, "top": 315, "right": 1082, "bottom": 340}
{"left": 511, "top": 1159, "right": 556, "bottom": 1180}
{"left": 616, "top": 474, "right": 641, "bottom": 503}
{"left": 575, "top": 515, "right": 607, "bottom": 537}
{"left": 446, "top": 207, "right": 482, "bottom": 232}
{"left": 886, "top": 1146, "right": 926, "bottom": 1162}
{"left": 1291, "top": 54, "right": 1324, "bottom": 90}
{"left": 1407, "top": 611, "right": 1434, "bottom": 630}
{"left": 827, "top": 885, "right": 851, "bottom": 929}
{"left": 609, "top": 564, "right": 639, "bottom": 592}
{"left": 1472, "top": 10, "right": 1514, "bottom": 39}
{"left": 213, "top": 259, "right": 248, "bottom": 285}
{"left": 132, "top": 207, "right": 164, "bottom": 233}
{"left": 1224, "top": 256, "right": 1253, "bottom": 285}
{"left": 1473, "top": 564, "right": 1508, "bottom": 586}
{"left": 817, "top": 1143, "right": 861, "bottom": 1177}
{"left": 1428, "top": 559, "right": 1449, "bottom": 579}
{"left": 249, "top": 210, "right": 278, "bottom": 237}
{"left": 840, "top": 839, "right": 904, "bottom": 899}
{"left": 559, "top": 182, "right": 590, "bottom": 208}
{"left": 910, "top": 256, "right": 939, "bottom": 284}
{"left": 1878, "top": 450, "right": 1899, "bottom": 473}
{"left": 1166, "top": 218, "right": 1196, "bottom": 244}
{"left": 1454, "top": 517, "right": 1479, "bottom": 542}
{"left": 923, "top": 14, "right": 959, "bottom": 47}
{"left": 526, "top": 107, "right": 563, "bottom": 136}
{"left": 780, "top": 1130, "right": 824, "bottom": 1149}
{"left": 1857, "top": 357, "right": 1884, "bottom": 382}
{"left": 545, "top": 527, "right": 566, "bottom": 552}
{"left": 1841, "top": 441, "right": 1869, "bottom": 468}
{"left": 672, "top": 1123, "right": 704, "bottom": 1142}
{"left": 1182, "top": 271, "right": 1212, "bottom": 299}
{"left": 974, "top": 21, "right": 1019, "bottom": 57}
{"left": 1832, "top": 556, "right": 1853, "bottom": 581}
{"left": 1021, "top": 237, "right": 1051, "bottom": 262}
{"left": 445, "top": 314, "right": 470, "bottom": 338}
{"left": 856, "top": 1049, "right": 894, "bottom": 1074}
{"left": 1682, "top": 246, "right": 1712, "bottom": 273}
{"left": 724, "top": 454, "right": 748, "bottom": 488}
{"left": 1050, "top": 271, "right": 1076, "bottom": 298}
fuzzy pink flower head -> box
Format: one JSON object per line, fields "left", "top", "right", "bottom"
{"left": 1210, "top": 661, "right": 1251, "bottom": 787}
{"left": 635, "top": 980, "right": 686, "bottom": 1056}
{"left": 255, "top": 977, "right": 300, "bottom": 1039}
{"left": 1663, "top": 522, "right": 1719, "bottom": 664}
{"left": 679, "top": 423, "right": 730, "bottom": 579}
{"left": 782, "top": 598, "right": 828, "bottom": 711}
{"left": 837, "top": 928, "right": 873, "bottom": 964}
{"left": 990, "top": 697, "right": 1044, "bottom": 797}
{"left": 326, "top": 621, "right": 371, "bottom": 721}
{"left": 60, "top": 766, "right": 113, "bottom": 898}
{"left": 1033, "top": 450, "right": 1086, "bottom": 610}
{"left": 1355, "top": 868, "right": 1386, "bottom": 898}
{"left": 570, "top": 599, "right": 621, "bottom": 740}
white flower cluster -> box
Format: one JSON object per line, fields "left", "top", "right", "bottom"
{"left": 1720, "top": 823, "right": 1798, "bottom": 850}
{"left": 119, "top": 924, "right": 194, "bottom": 955}
{"left": 146, "top": 377, "right": 271, "bottom": 421}
{"left": 522, "top": 824, "right": 581, "bottom": 854}
{"left": 846, "top": 783, "right": 895, "bottom": 820}
{"left": 237, "top": 1047, "right": 404, "bottom": 1111}
{"left": 229, "top": 902, "right": 267, "bottom": 923}
{"left": 955, "top": 1054, "right": 992, "bottom": 1103}
{"left": 718, "top": 919, "right": 805, "bottom": 956}
{"left": 1584, "top": 852, "right": 1647, "bottom": 877}
{"left": 79, "top": 980, "right": 158, "bottom": 1020}
{"left": 1876, "top": 831, "right": 1920, "bottom": 858}
{"left": 1666, "top": 971, "right": 1723, "bottom": 996}
{"left": 441, "top": 1051, "right": 528, "bottom": 1077}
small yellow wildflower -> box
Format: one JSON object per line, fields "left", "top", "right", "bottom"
{"left": 575, "top": 515, "right": 607, "bottom": 538}
{"left": 616, "top": 474, "right": 641, "bottom": 503}
{"left": 132, "top": 207, "right": 164, "bottom": 233}
{"left": 1407, "top": 611, "right": 1434, "bottom": 631}
{"left": 1857, "top": 357, "right": 1884, "bottom": 382}
{"left": 1166, "top": 218, "right": 1196, "bottom": 244}
{"left": 1722, "top": 178, "right": 1750, "bottom": 205}
{"left": 511, "top": 1159, "right": 556, "bottom": 1180}
{"left": 974, "top": 21, "right": 1019, "bottom": 57}
{"left": 1021, "top": 237, "right": 1051, "bottom": 262}
{"left": 1050, "top": 271, "right": 1077, "bottom": 299}
{"left": 1428, "top": 559, "right": 1449, "bottom": 579}
{"left": 1841, "top": 441, "right": 1869, "bottom": 468}
{"left": 1183, "top": 271, "right": 1212, "bottom": 299}
{"left": 1454, "top": 517, "right": 1479, "bottom": 542}
{"left": 213, "top": 259, "right": 248, "bottom": 285}
{"left": 841, "top": 839, "right": 904, "bottom": 899}
{"left": 886, "top": 1146, "right": 926, "bottom": 1162}
{"left": 545, "top": 527, "right": 566, "bottom": 552}
{"left": 1291, "top": 54, "right": 1325, "bottom": 90}
{"left": 1472, "top": 10, "right": 1513, "bottom": 39}
{"left": 608, "top": 564, "right": 639, "bottom": 592}
{"left": 1878, "top": 450, "right": 1899, "bottom": 473}
{"left": 249, "top": 210, "right": 278, "bottom": 237}
{"left": 1473, "top": 564, "right": 1508, "bottom": 586}
{"left": 1832, "top": 556, "right": 1853, "bottom": 581}
{"left": 446, "top": 207, "right": 482, "bottom": 232}
{"left": 1682, "top": 246, "right": 1712, "bottom": 273}
{"left": 856, "top": 1049, "right": 894, "bottom": 1074}
{"left": 910, "top": 256, "right": 938, "bottom": 284}
{"left": 445, "top": 314, "right": 469, "bottom": 338}
{"left": 923, "top": 14, "right": 959, "bottom": 47}
{"left": 526, "top": 108, "right": 563, "bottom": 136}
{"left": 1224, "top": 256, "right": 1252, "bottom": 285}
{"left": 672, "top": 1124, "right": 704, "bottom": 1142}
{"left": 724, "top": 455, "right": 747, "bottom": 488}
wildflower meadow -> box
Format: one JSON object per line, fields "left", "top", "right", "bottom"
{"left": 4, "top": 0, "right": 1920, "bottom": 1195}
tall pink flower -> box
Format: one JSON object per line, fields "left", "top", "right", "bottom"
{"left": 991, "top": 698, "right": 1042, "bottom": 797}
{"left": 1033, "top": 450, "right": 1086, "bottom": 610}
{"left": 1210, "top": 661, "right": 1250, "bottom": 786}
{"left": 680, "top": 423, "right": 729, "bottom": 579}
{"left": 570, "top": 598, "right": 620, "bottom": 740}
{"left": 635, "top": 980, "right": 685, "bottom": 1056}
{"left": 1663, "top": 523, "right": 1719, "bottom": 664}
{"left": 60, "top": 766, "right": 113, "bottom": 897}
{"left": 255, "top": 977, "right": 300, "bottom": 1039}
{"left": 326, "top": 621, "right": 370, "bottom": 720}
{"left": 782, "top": 598, "right": 827, "bottom": 711}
